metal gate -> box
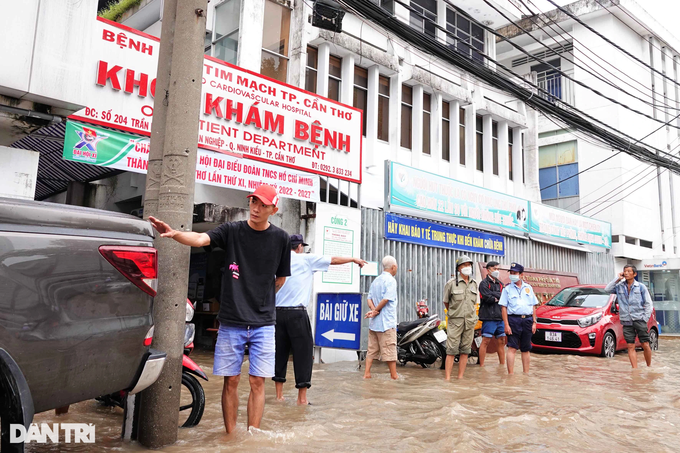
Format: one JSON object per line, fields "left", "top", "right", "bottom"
{"left": 359, "top": 208, "right": 615, "bottom": 336}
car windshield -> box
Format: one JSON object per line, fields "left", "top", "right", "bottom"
{"left": 547, "top": 288, "right": 610, "bottom": 308}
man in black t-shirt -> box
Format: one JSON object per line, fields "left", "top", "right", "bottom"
{"left": 149, "top": 184, "right": 291, "bottom": 434}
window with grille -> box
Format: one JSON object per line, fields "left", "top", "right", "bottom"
{"left": 446, "top": 7, "right": 485, "bottom": 63}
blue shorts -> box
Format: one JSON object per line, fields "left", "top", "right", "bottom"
{"left": 214, "top": 324, "right": 275, "bottom": 377}
{"left": 481, "top": 320, "right": 506, "bottom": 338}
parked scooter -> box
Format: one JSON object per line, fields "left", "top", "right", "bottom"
{"left": 97, "top": 299, "right": 208, "bottom": 427}
{"left": 397, "top": 299, "right": 447, "bottom": 369}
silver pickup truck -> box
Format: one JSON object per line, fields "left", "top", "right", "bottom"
{"left": 0, "top": 197, "right": 165, "bottom": 446}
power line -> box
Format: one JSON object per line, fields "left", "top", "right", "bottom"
{"left": 337, "top": 0, "right": 680, "bottom": 173}
{"left": 514, "top": 0, "right": 680, "bottom": 112}
{"left": 543, "top": 0, "right": 680, "bottom": 90}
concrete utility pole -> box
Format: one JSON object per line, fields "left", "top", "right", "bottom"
{"left": 138, "top": 0, "right": 208, "bottom": 448}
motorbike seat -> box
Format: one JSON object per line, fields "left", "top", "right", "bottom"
{"left": 397, "top": 318, "right": 428, "bottom": 333}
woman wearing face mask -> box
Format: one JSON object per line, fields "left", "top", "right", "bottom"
{"left": 443, "top": 255, "right": 479, "bottom": 380}
{"left": 478, "top": 261, "right": 506, "bottom": 367}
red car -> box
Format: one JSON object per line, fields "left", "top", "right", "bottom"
{"left": 531, "top": 285, "right": 659, "bottom": 357}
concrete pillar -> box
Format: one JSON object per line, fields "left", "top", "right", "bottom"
{"left": 464, "top": 104, "right": 476, "bottom": 181}
{"left": 390, "top": 72, "right": 403, "bottom": 162}
{"left": 498, "top": 120, "right": 509, "bottom": 191}
{"left": 524, "top": 108, "right": 541, "bottom": 201}
{"left": 317, "top": 43, "right": 331, "bottom": 97}
{"left": 512, "top": 127, "right": 523, "bottom": 197}
{"left": 436, "top": 0, "right": 447, "bottom": 45}
{"left": 412, "top": 84, "right": 424, "bottom": 168}
{"left": 237, "top": 0, "right": 264, "bottom": 72}
{"left": 287, "top": 0, "right": 311, "bottom": 89}
{"left": 340, "top": 54, "right": 354, "bottom": 106}
{"left": 365, "top": 65, "right": 380, "bottom": 166}
{"left": 450, "top": 100, "right": 460, "bottom": 180}
{"left": 482, "top": 114, "right": 493, "bottom": 187}
{"left": 432, "top": 92, "right": 443, "bottom": 170}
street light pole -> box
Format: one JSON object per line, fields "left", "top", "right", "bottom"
{"left": 138, "top": 0, "right": 208, "bottom": 448}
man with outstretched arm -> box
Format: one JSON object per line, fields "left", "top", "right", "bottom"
{"left": 274, "top": 234, "right": 366, "bottom": 405}
{"left": 149, "top": 184, "right": 291, "bottom": 434}
{"left": 364, "top": 256, "right": 399, "bottom": 380}
{"left": 605, "top": 265, "right": 654, "bottom": 368}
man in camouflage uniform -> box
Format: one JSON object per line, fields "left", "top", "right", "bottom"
{"left": 443, "top": 255, "right": 479, "bottom": 380}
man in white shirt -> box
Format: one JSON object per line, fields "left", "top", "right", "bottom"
{"left": 274, "top": 234, "right": 366, "bottom": 405}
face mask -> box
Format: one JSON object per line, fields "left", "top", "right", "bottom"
{"left": 460, "top": 267, "right": 473, "bottom": 276}
{"left": 509, "top": 275, "right": 520, "bottom": 283}
{"left": 491, "top": 270, "right": 500, "bottom": 279}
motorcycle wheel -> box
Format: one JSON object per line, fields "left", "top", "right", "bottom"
{"left": 420, "top": 338, "right": 444, "bottom": 369}
{"left": 179, "top": 371, "right": 205, "bottom": 427}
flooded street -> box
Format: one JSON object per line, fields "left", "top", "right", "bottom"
{"left": 28, "top": 339, "right": 680, "bottom": 452}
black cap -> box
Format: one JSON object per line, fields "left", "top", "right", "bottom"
{"left": 510, "top": 262, "right": 524, "bottom": 273}
{"left": 290, "top": 234, "right": 308, "bottom": 248}
{"left": 486, "top": 261, "right": 500, "bottom": 269}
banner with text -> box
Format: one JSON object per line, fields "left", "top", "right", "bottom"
{"left": 62, "top": 120, "right": 320, "bottom": 202}
{"left": 69, "top": 17, "right": 362, "bottom": 183}
{"left": 389, "top": 162, "right": 529, "bottom": 233}
{"left": 529, "top": 203, "right": 611, "bottom": 249}
{"left": 385, "top": 213, "right": 505, "bottom": 256}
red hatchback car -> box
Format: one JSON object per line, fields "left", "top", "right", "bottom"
{"left": 532, "top": 285, "right": 659, "bottom": 357}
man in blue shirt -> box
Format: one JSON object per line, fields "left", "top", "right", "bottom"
{"left": 499, "top": 262, "right": 539, "bottom": 375}
{"left": 274, "top": 234, "right": 366, "bottom": 405}
{"left": 604, "top": 265, "right": 654, "bottom": 368}
{"left": 364, "top": 256, "right": 399, "bottom": 380}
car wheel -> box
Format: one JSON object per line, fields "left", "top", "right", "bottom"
{"left": 649, "top": 328, "right": 659, "bottom": 351}
{"left": 601, "top": 332, "right": 615, "bottom": 358}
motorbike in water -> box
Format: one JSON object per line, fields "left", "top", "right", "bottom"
{"left": 97, "top": 299, "right": 208, "bottom": 427}
{"left": 397, "top": 299, "right": 447, "bottom": 369}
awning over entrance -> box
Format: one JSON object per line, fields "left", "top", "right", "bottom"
{"left": 9, "top": 122, "right": 119, "bottom": 200}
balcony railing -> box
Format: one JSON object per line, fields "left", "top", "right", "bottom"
{"left": 525, "top": 69, "right": 575, "bottom": 107}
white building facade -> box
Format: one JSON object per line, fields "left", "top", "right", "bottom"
{"left": 497, "top": 0, "right": 680, "bottom": 333}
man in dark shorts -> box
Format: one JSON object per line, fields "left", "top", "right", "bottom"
{"left": 605, "top": 265, "right": 654, "bottom": 368}
{"left": 499, "top": 262, "right": 538, "bottom": 375}
{"left": 149, "top": 184, "right": 291, "bottom": 433}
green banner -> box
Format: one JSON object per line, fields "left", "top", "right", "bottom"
{"left": 63, "top": 121, "right": 146, "bottom": 169}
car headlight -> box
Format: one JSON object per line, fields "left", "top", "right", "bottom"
{"left": 184, "top": 323, "right": 196, "bottom": 347}
{"left": 577, "top": 313, "right": 603, "bottom": 328}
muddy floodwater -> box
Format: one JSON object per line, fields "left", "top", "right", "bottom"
{"left": 27, "top": 339, "right": 680, "bottom": 452}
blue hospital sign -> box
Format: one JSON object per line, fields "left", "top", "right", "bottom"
{"left": 315, "top": 293, "right": 362, "bottom": 350}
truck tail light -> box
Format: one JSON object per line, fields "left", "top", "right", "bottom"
{"left": 99, "top": 246, "right": 158, "bottom": 296}
{"left": 144, "top": 326, "right": 154, "bottom": 346}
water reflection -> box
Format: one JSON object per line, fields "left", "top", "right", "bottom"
{"left": 28, "top": 340, "right": 680, "bottom": 452}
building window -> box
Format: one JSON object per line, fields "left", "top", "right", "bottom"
{"left": 353, "top": 66, "right": 368, "bottom": 137}
{"left": 508, "top": 126, "right": 514, "bottom": 181}
{"left": 612, "top": 235, "right": 619, "bottom": 243}
{"left": 640, "top": 239, "right": 653, "bottom": 248}
{"left": 328, "top": 55, "right": 342, "bottom": 102}
{"left": 261, "top": 0, "right": 290, "bottom": 83}
{"left": 442, "top": 101, "right": 450, "bottom": 161}
{"left": 625, "top": 236, "right": 637, "bottom": 245}
{"left": 459, "top": 107, "right": 466, "bottom": 165}
{"left": 210, "top": 0, "right": 240, "bottom": 64}
{"left": 410, "top": 0, "right": 437, "bottom": 38}
{"left": 476, "top": 115, "right": 483, "bottom": 171}
{"left": 492, "top": 121, "right": 499, "bottom": 176}
{"left": 423, "top": 92, "right": 431, "bottom": 155}
{"left": 378, "top": 75, "right": 390, "bottom": 142}
{"left": 306, "top": 46, "right": 318, "bottom": 93}
{"left": 539, "top": 140, "right": 579, "bottom": 202}
{"left": 445, "top": 6, "right": 485, "bottom": 63}
{"left": 401, "top": 85, "right": 413, "bottom": 149}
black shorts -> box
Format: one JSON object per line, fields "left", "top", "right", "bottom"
{"left": 507, "top": 315, "right": 533, "bottom": 352}
{"left": 623, "top": 320, "right": 650, "bottom": 344}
